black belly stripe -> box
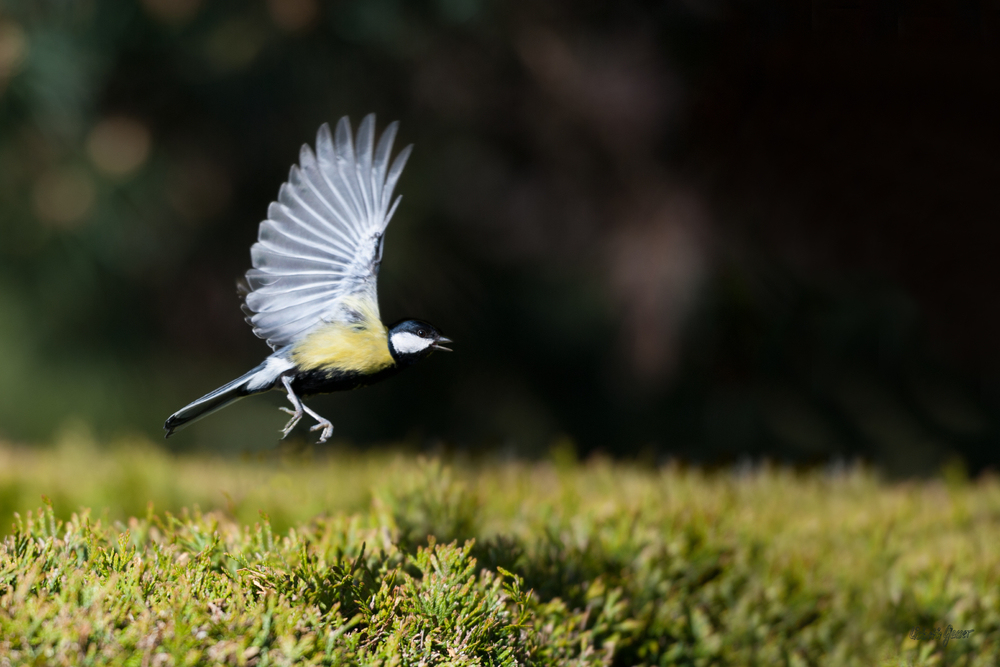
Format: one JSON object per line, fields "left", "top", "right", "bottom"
{"left": 290, "top": 364, "right": 403, "bottom": 397}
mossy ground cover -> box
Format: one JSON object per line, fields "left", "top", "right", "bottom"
{"left": 1, "top": 434, "right": 999, "bottom": 665}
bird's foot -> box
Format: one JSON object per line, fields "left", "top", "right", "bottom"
{"left": 279, "top": 406, "right": 302, "bottom": 438}
{"left": 302, "top": 404, "right": 334, "bottom": 444}
{"left": 309, "top": 419, "right": 333, "bottom": 444}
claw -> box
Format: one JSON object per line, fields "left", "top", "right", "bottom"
{"left": 309, "top": 421, "right": 334, "bottom": 444}
{"left": 303, "top": 404, "right": 334, "bottom": 444}
{"left": 280, "top": 411, "right": 302, "bottom": 438}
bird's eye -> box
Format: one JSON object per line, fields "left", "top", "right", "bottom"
{"left": 416, "top": 329, "right": 426, "bottom": 337}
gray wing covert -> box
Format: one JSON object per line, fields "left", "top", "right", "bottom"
{"left": 241, "top": 114, "right": 412, "bottom": 349}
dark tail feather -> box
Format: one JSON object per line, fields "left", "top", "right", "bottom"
{"left": 164, "top": 363, "right": 274, "bottom": 437}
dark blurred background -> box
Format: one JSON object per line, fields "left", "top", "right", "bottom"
{"left": 1, "top": 0, "right": 998, "bottom": 475}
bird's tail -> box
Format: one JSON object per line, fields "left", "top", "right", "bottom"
{"left": 164, "top": 359, "right": 286, "bottom": 437}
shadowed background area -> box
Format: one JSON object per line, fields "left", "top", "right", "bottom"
{"left": 0, "top": 0, "right": 997, "bottom": 474}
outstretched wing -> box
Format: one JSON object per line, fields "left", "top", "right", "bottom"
{"left": 242, "top": 114, "right": 412, "bottom": 349}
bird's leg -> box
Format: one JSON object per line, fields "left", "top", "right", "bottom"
{"left": 279, "top": 376, "right": 303, "bottom": 438}
{"left": 279, "top": 376, "right": 334, "bottom": 443}
{"left": 301, "top": 404, "right": 334, "bottom": 444}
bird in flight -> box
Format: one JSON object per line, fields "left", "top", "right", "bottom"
{"left": 164, "top": 115, "right": 451, "bottom": 443}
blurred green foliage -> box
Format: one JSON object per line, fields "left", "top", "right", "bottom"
{"left": 2, "top": 440, "right": 999, "bottom": 663}
{"left": 0, "top": 0, "right": 997, "bottom": 473}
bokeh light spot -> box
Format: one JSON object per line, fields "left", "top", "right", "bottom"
{"left": 33, "top": 168, "right": 95, "bottom": 227}
{"left": 0, "top": 21, "right": 27, "bottom": 81}
{"left": 267, "top": 0, "right": 319, "bottom": 32}
{"left": 141, "top": 0, "right": 202, "bottom": 24}
{"left": 87, "top": 116, "right": 152, "bottom": 177}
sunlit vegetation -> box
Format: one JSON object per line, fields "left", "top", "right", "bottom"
{"left": 1, "top": 436, "right": 998, "bottom": 665}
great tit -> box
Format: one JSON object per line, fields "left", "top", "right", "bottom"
{"left": 164, "top": 115, "right": 451, "bottom": 443}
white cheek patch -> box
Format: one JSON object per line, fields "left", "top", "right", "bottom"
{"left": 391, "top": 331, "right": 432, "bottom": 354}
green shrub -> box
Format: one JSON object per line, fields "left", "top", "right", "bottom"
{"left": 1, "top": 441, "right": 999, "bottom": 665}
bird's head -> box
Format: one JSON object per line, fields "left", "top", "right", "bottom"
{"left": 387, "top": 319, "right": 452, "bottom": 364}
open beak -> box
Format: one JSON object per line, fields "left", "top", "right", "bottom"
{"left": 432, "top": 336, "right": 453, "bottom": 352}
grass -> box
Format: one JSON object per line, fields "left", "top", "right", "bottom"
{"left": 1, "top": 431, "right": 999, "bottom": 665}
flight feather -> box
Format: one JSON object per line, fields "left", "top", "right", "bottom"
{"left": 242, "top": 115, "right": 412, "bottom": 349}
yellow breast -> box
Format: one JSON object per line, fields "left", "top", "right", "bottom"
{"left": 290, "top": 298, "right": 395, "bottom": 374}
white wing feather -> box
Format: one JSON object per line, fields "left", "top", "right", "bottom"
{"left": 242, "top": 115, "right": 412, "bottom": 349}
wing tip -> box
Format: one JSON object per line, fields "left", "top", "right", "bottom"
{"left": 299, "top": 142, "right": 317, "bottom": 165}
{"left": 315, "top": 122, "right": 334, "bottom": 160}
{"left": 335, "top": 116, "right": 352, "bottom": 141}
